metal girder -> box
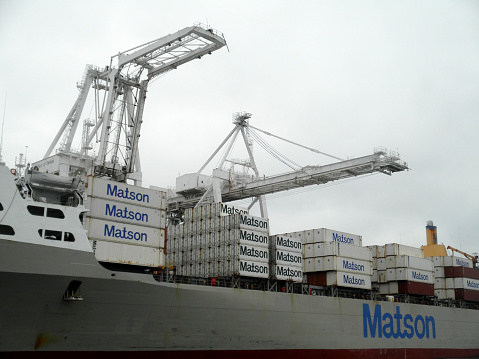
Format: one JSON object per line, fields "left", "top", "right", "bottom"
{"left": 167, "top": 149, "right": 408, "bottom": 210}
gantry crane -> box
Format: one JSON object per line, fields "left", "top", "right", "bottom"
{"left": 38, "top": 23, "right": 227, "bottom": 185}
{"left": 168, "top": 112, "right": 409, "bottom": 219}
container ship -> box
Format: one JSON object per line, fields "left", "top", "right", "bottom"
{"left": 1, "top": 24, "right": 478, "bottom": 359}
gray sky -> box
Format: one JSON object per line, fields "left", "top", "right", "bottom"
{"left": 1, "top": 1, "right": 478, "bottom": 255}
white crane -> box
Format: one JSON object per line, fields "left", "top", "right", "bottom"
{"left": 39, "top": 23, "right": 227, "bottom": 185}
{"left": 168, "top": 112, "right": 409, "bottom": 218}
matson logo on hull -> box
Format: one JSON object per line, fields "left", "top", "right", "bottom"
{"left": 363, "top": 304, "right": 436, "bottom": 339}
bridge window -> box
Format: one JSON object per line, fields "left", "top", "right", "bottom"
{"left": 47, "top": 208, "right": 65, "bottom": 219}
{"left": 0, "top": 225, "right": 15, "bottom": 235}
{"left": 64, "top": 232, "right": 75, "bottom": 242}
{"left": 44, "top": 230, "right": 62, "bottom": 241}
{"left": 27, "top": 205, "right": 45, "bottom": 216}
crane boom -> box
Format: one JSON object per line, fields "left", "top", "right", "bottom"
{"left": 447, "top": 246, "right": 478, "bottom": 265}
{"left": 168, "top": 147, "right": 408, "bottom": 210}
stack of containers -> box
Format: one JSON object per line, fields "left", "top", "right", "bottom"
{"left": 375, "top": 243, "right": 434, "bottom": 296}
{"left": 434, "top": 255, "right": 479, "bottom": 302}
{"left": 167, "top": 203, "right": 270, "bottom": 279}
{"left": 285, "top": 228, "right": 372, "bottom": 290}
{"left": 269, "top": 234, "right": 303, "bottom": 283}
{"left": 85, "top": 177, "right": 167, "bottom": 267}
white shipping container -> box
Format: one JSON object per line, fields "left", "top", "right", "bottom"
{"left": 316, "top": 242, "right": 372, "bottom": 261}
{"left": 385, "top": 243, "right": 424, "bottom": 258}
{"left": 435, "top": 278, "right": 446, "bottom": 289}
{"left": 368, "top": 245, "right": 378, "bottom": 258}
{"left": 446, "top": 289, "right": 456, "bottom": 299}
{"left": 378, "top": 270, "right": 387, "bottom": 283}
{"left": 87, "top": 176, "right": 166, "bottom": 210}
{"left": 226, "top": 259, "right": 269, "bottom": 279}
{"left": 372, "top": 258, "right": 377, "bottom": 270}
{"left": 372, "top": 270, "right": 378, "bottom": 282}
{"left": 394, "top": 268, "right": 434, "bottom": 284}
{"left": 303, "top": 258, "right": 316, "bottom": 273}
{"left": 90, "top": 239, "right": 164, "bottom": 267}
{"left": 386, "top": 268, "right": 396, "bottom": 282}
{"left": 273, "top": 264, "right": 303, "bottom": 282}
{"left": 385, "top": 255, "right": 434, "bottom": 271}
{"left": 454, "top": 277, "right": 479, "bottom": 291}
{"left": 377, "top": 246, "right": 386, "bottom": 258}
{"left": 87, "top": 218, "right": 164, "bottom": 248}
{"left": 388, "top": 282, "right": 399, "bottom": 294}
{"left": 230, "top": 228, "right": 269, "bottom": 248}
{"left": 434, "top": 267, "right": 445, "bottom": 278}
{"left": 324, "top": 271, "right": 372, "bottom": 290}
{"left": 228, "top": 244, "right": 269, "bottom": 263}
{"left": 273, "top": 249, "right": 303, "bottom": 266}
{"left": 435, "top": 289, "right": 448, "bottom": 300}
{"left": 316, "top": 256, "right": 373, "bottom": 275}
{"left": 377, "top": 258, "right": 387, "bottom": 271}
{"left": 303, "top": 243, "right": 315, "bottom": 258}
{"left": 445, "top": 278, "right": 455, "bottom": 289}
{"left": 378, "top": 283, "right": 390, "bottom": 294}
{"left": 432, "top": 256, "right": 444, "bottom": 267}
{"left": 270, "top": 235, "right": 302, "bottom": 254}
{"left": 443, "top": 256, "right": 474, "bottom": 268}
{"left": 218, "top": 202, "right": 249, "bottom": 216}
{"left": 232, "top": 214, "right": 269, "bottom": 233}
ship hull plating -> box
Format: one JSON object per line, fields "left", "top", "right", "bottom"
{"left": 1, "top": 240, "right": 479, "bottom": 358}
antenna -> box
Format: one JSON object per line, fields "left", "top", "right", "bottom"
{"left": 0, "top": 92, "right": 6, "bottom": 165}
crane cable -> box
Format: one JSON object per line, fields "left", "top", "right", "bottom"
{"left": 248, "top": 124, "right": 344, "bottom": 162}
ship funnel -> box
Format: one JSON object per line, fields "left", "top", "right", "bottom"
{"left": 426, "top": 220, "right": 437, "bottom": 245}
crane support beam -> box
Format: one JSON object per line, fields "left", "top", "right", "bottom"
{"left": 168, "top": 148, "right": 409, "bottom": 210}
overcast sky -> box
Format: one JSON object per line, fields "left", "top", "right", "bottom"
{"left": 1, "top": 1, "right": 478, "bottom": 255}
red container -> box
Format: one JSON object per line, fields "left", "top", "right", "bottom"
{"left": 307, "top": 272, "right": 327, "bottom": 286}
{"left": 397, "top": 281, "right": 434, "bottom": 296}
{"left": 444, "top": 266, "right": 479, "bottom": 280}
{"left": 454, "top": 289, "right": 479, "bottom": 302}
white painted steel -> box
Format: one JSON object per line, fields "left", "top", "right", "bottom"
{"left": 273, "top": 264, "right": 303, "bottom": 282}
{"left": 432, "top": 256, "right": 445, "bottom": 267}
{"left": 218, "top": 202, "right": 249, "bottom": 216}
{"left": 231, "top": 213, "right": 269, "bottom": 233}
{"left": 443, "top": 256, "right": 474, "bottom": 268}
{"left": 377, "top": 245, "right": 386, "bottom": 258}
{"left": 378, "top": 270, "right": 387, "bottom": 283}
{"left": 385, "top": 255, "right": 434, "bottom": 271}
{"left": 269, "top": 235, "right": 302, "bottom": 254}
{"left": 87, "top": 177, "right": 166, "bottom": 209}
{"left": 394, "top": 268, "right": 434, "bottom": 284}
{"left": 385, "top": 243, "right": 424, "bottom": 258}
{"left": 225, "top": 259, "right": 269, "bottom": 278}
{"left": 87, "top": 218, "right": 164, "bottom": 248}
{"left": 454, "top": 277, "right": 479, "bottom": 291}
{"left": 274, "top": 249, "right": 303, "bottom": 266}
{"left": 90, "top": 239, "right": 164, "bottom": 267}
{"left": 316, "top": 242, "right": 372, "bottom": 261}
{"left": 435, "top": 278, "right": 446, "bottom": 289}
{"left": 377, "top": 258, "right": 387, "bottom": 271}
{"left": 315, "top": 256, "right": 373, "bottom": 276}
{"left": 434, "top": 267, "right": 445, "bottom": 278}
{"left": 324, "top": 271, "right": 372, "bottom": 290}
{"left": 88, "top": 197, "right": 166, "bottom": 228}
{"left": 446, "top": 278, "right": 455, "bottom": 289}
{"left": 386, "top": 268, "right": 396, "bottom": 282}
{"left": 372, "top": 270, "right": 378, "bottom": 282}
{"left": 229, "top": 228, "right": 269, "bottom": 248}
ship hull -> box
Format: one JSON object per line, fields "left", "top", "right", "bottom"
{"left": 1, "top": 240, "right": 479, "bottom": 358}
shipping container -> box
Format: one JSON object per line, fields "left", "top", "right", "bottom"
{"left": 269, "top": 235, "right": 302, "bottom": 254}
{"left": 378, "top": 270, "right": 387, "bottom": 283}
{"left": 445, "top": 278, "right": 455, "bottom": 289}
{"left": 435, "top": 278, "right": 446, "bottom": 289}
{"left": 443, "top": 256, "right": 474, "bottom": 268}
{"left": 454, "top": 289, "right": 479, "bottom": 302}
{"left": 387, "top": 281, "right": 434, "bottom": 296}
{"left": 307, "top": 271, "right": 371, "bottom": 290}
{"left": 229, "top": 213, "right": 269, "bottom": 233}
{"left": 229, "top": 228, "right": 269, "bottom": 248}
{"left": 273, "top": 249, "right": 303, "bottom": 266}
{"left": 385, "top": 255, "right": 434, "bottom": 271}
{"left": 87, "top": 176, "right": 166, "bottom": 210}
{"left": 377, "top": 258, "right": 387, "bottom": 271}
{"left": 272, "top": 264, "right": 303, "bottom": 282}
{"left": 453, "top": 277, "right": 479, "bottom": 291}
{"left": 315, "top": 256, "right": 373, "bottom": 276}
{"left": 377, "top": 245, "right": 386, "bottom": 258}
{"left": 87, "top": 218, "right": 165, "bottom": 248}
{"left": 315, "top": 242, "right": 372, "bottom": 261}
{"left": 224, "top": 259, "right": 269, "bottom": 279}
{"left": 435, "top": 266, "right": 445, "bottom": 278}
{"left": 394, "top": 268, "right": 434, "bottom": 284}
{"left": 444, "top": 266, "right": 479, "bottom": 280}
{"left": 385, "top": 243, "right": 424, "bottom": 258}
{"left": 432, "top": 256, "right": 444, "bottom": 267}
{"left": 90, "top": 239, "right": 164, "bottom": 267}
{"left": 227, "top": 244, "right": 269, "bottom": 263}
